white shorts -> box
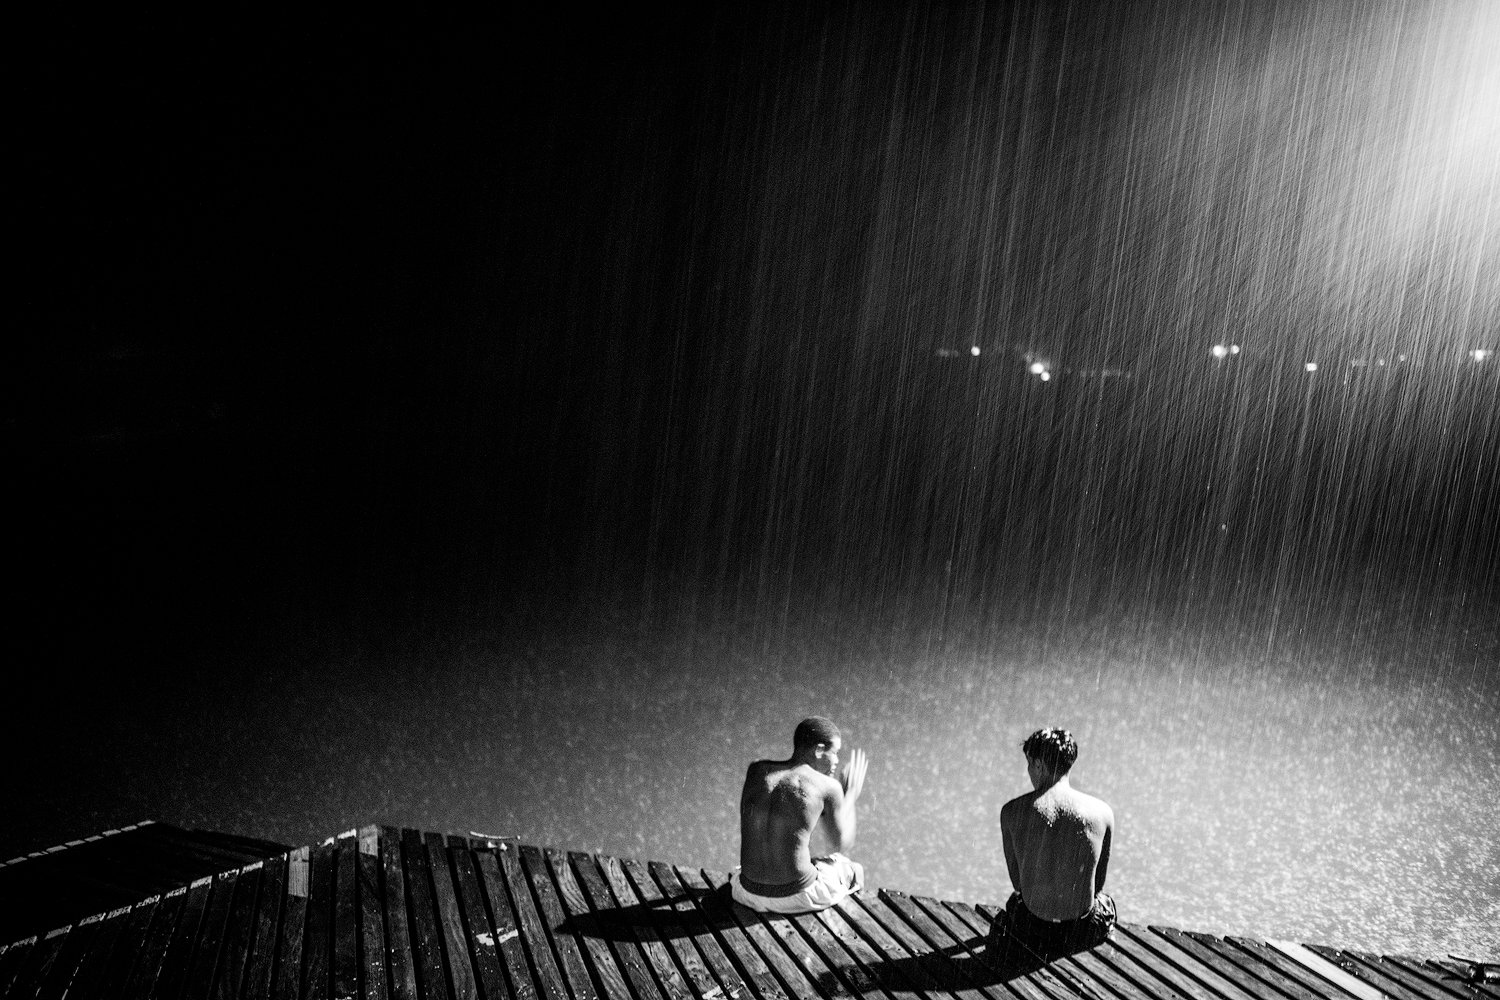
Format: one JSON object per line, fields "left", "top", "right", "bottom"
{"left": 729, "top": 854, "right": 865, "bottom": 914}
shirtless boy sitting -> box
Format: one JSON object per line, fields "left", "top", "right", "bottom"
{"left": 992, "top": 727, "right": 1116, "bottom": 957}
{"left": 729, "top": 716, "right": 868, "bottom": 913}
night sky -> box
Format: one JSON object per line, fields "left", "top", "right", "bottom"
{"left": 7, "top": 7, "right": 1498, "bottom": 948}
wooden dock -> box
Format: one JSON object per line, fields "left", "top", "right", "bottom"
{"left": 1, "top": 825, "right": 1492, "bottom": 1000}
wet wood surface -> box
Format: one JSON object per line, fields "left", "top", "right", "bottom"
{"left": 0, "top": 826, "right": 1475, "bottom": 1000}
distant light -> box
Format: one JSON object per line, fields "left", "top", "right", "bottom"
{"left": 1029, "top": 362, "right": 1047, "bottom": 375}
{"left": 1039, "top": 371, "right": 1051, "bottom": 382}
{"left": 1211, "top": 345, "right": 1230, "bottom": 359}
{"left": 1229, "top": 344, "right": 1241, "bottom": 355}
{"left": 1305, "top": 362, "right": 1319, "bottom": 372}
{"left": 970, "top": 345, "right": 982, "bottom": 357}
{"left": 1472, "top": 348, "right": 1494, "bottom": 362}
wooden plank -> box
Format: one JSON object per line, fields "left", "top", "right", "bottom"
{"left": 154, "top": 875, "right": 216, "bottom": 1000}
{"left": 1180, "top": 931, "right": 1335, "bottom": 1000}
{"left": 182, "top": 868, "right": 242, "bottom": 999}
{"left": 1388, "top": 955, "right": 1499, "bottom": 1000}
{"left": 1079, "top": 937, "right": 1197, "bottom": 1000}
{"left": 1085, "top": 925, "right": 1235, "bottom": 1000}
{"left": 381, "top": 828, "right": 421, "bottom": 1000}
{"left": 403, "top": 837, "right": 454, "bottom": 1000}
{"left": 1108, "top": 924, "right": 1259, "bottom": 1000}
{"left": 451, "top": 846, "right": 511, "bottom": 1000}
{"left": 1347, "top": 949, "right": 1484, "bottom": 1000}
{"left": 951, "top": 900, "right": 1101, "bottom": 1000}
{"left": 880, "top": 892, "right": 1055, "bottom": 1000}
{"left": 240, "top": 855, "right": 288, "bottom": 1000}
{"left": 1055, "top": 947, "right": 1161, "bottom": 1000}
{"left": 1266, "top": 942, "right": 1394, "bottom": 1000}
{"left": 0, "top": 937, "right": 39, "bottom": 997}
{"left": 5, "top": 926, "right": 69, "bottom": 999}
{"left": 77, "top": 894, "right": 161, "bottom": 1000}
{"left": 1304, "top": 946, "right": 1452, "bottom": 1000}
{"left": 32, "top": 916, "right": 105, "bottom": 1000}
{"left": 594, "top": 853, "right": 700, "bottom": 1000}
{"left": 621, "top": 857, "right": 747, "bottom": 1000}
{"left": 792, "top": 901, "right": 903, "bottom": 1000}
{"left": 1221, "top": 937, "right": 1358, "bottom": 1000}
{"left": 1147, "top": 927, "right": 1292, "bottom": 1000}
{"left": 694, "top": 870, "right": 823, "bottom": 1000}
{"left": 843, "top": 892, "right": 986, "bottom": 997}
{"left": 121, "top": 885, "right": 190, "bottom": 1000}
{"left": 428, "top": 841, "right": 480, "bottom": 1000}
{"left": 650, "top": 863, "right": 783, "bottom": 1000}
{"left": 852, "top": 893, "right": 1002, "bottom": 1000}
{"left": 302, "top": 839, "right": 338, "bottom": 1000}
{"left": 566, "top": 851, "right": 675, "bottom": 1000}
{"left": 513, "top": 844, "right": 607, "bottom": 1000}
{"left": 531, "top": 847, "right": 636, "bottom": 1000}
{"left": 65, "top": 907, "right": 135, "bottom": 1000}
{"left": 494, "top": 846, "right": 579, "bottom": 1000}
{"left": 358, "top": 829, "right": 391, "bottom": 1000}
{"left": 274, "top": 847, "right": 312, "bottom": 1000}
{"left": 474, "top": 850, "right": 547, "bottom": 1000}
{"left": 210, "top": 863, "right": 265, "bottom": 1000}
{"left": 335, "top": 836, "right": 362, "bottom": 1000}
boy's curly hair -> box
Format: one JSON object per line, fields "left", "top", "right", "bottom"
{"left": 1022, "top": 727, "right": 1078, "bottom": 774}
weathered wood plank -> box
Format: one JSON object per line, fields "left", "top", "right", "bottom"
{"left": 841, "top": 892, "right": 983, "bottom": 997}
{"left": 6, "top": 926, "right": 69, "bottom": 999}
{"left": 1389, "top": 955, "right": 1497, "bottom": 1000}
{"left": 451, "top": 845, "right": 510, "bottom": 1000}
{"left": 653, "top": 864, "right": 784, "bottom": 1000}
{"left": 886, "top": 893, "right": 1059, "bottom": 1000}
{"left": 0, "top": 937, "right": 39, "bottom": 997}
{"left": 381, "top": 829, "right": 420, "bottom": 1000}
{"left": 1108, "top": 924, "right": 1258, "bottom": 1000}
{"left": 1056, "top": 946, "right": 1160, "bottom": 1000}
{"left": 358, "top": 830, "right": 390, "bottom": 1000}
{"left": 802, "top": 899, "right": 909, "bottom": 999}
{"left": 951, "top": 900, "right": 1097, "bottom": 1000}
{"left": 429, "top": 842, "right": 480, "bottom": 1000}
{"left": 474, "top": 849, "right": 547, "bottom": 1000}
{"left": 334, "top": 835, "right": 362, "bottom": 1000}
{"left": 1154, "top": 927, "right": 1299, "bottom": 1000}
{"left": 209, "top": 863, "right": 264, "bottom": 1000}
{"left": 594, "top": 853, "right": 699, "bottom": 1000}
{"left": 302, "top": 838, "right": 338, "bottom": 1000}
{"left": 153, "top": 875, "right": 214, "bottom": 1000}
{"left": 241, "top": 855, "right": 288, "bottom": 1000}
{"left": 532, "top": 846, "right": 636, "bottom": 1000}
{"left": 695, "top": 870, "right": 823, "bottom": 1000}
{"left": 274, "top": 847, "right": 312, "bottom": 1000}
{"left": 620, "top": 857, "right": 743, "bottom": 1000}
{"left": 567, "top": 851, "right": 675, "bottom": 1000}
{"left": 404, "top": 837, "right": 454, "bottom": 1000}
{"left": 1181, "top": 931, "right": 1333, "bottom": 1000}
{"left": 121, "top": 885, "right": 190, "bottom": 1000}
{"left": 32, "top": 916, "right": 103, "bottom": 1000}
{"left": 77, "top": 894, "right": 160, "bottom": 1000}
{"left": 1082, "top": 937, "right": 1196, "bottom": 1000}
{"left": 1305, "top": 946, "right": 1452, "bottom": 1000}
{"left": 182, "top": 868, "right": 241, "bottom": 999}
{"left": 512, "top": 844, "right": 600, "bottom": 1000}
{"left": 33, "top": 916, "right": 104, "bottom": 1000}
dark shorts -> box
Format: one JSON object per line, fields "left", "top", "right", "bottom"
{"left": 988, "top": 891, "right": 1116, "bottom": 958}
